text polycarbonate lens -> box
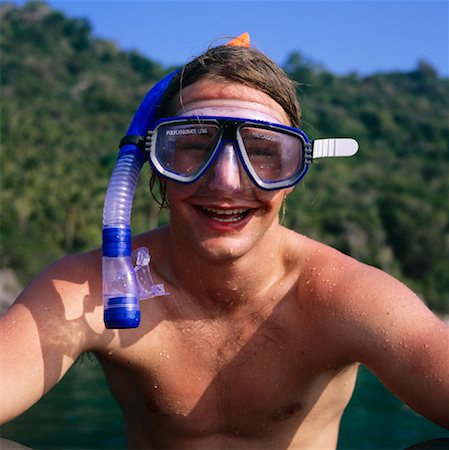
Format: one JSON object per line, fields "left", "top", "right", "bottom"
{"left": 240, "top": 127, "right": 304, "bottom": 182}
{"left": 155, "top": 123, "right": 220, "bottom": 177}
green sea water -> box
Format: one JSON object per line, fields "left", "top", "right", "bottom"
{"left": 1, "top": 360, "right": 448, "bottom": 449}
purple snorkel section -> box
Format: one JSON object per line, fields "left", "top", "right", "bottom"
{"left": 102, "top": 70, "right": 177, "bottom": 329}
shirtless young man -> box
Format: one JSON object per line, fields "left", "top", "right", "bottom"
{"left": 1, "top": 38, "right": 448, "bottom": 449}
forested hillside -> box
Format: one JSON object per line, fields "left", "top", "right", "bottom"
{"left": 1, "top": 1, "right": 448, "bottom": 312}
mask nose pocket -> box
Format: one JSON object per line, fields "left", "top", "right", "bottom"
{"left": 209, "top": 142, "right": 243, "bottom": 191}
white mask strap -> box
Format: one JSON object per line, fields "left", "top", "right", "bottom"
{"left": 312, "top": 138, "right": 359, "bottom": 159}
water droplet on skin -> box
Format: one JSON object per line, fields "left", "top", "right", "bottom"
{"left": 153, "top": 384, "right": 158, "bottom": 389}
{"left": 158, "top": 351, "right": 169, "bottom": 360}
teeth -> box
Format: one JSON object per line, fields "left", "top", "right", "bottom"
{"left": 203, "top": 207, "right": 247, "bottom": 216}
{"left": 213, "top": 216, "right": 242, "bottom": 223}
{"left": 202, "top": 207, "right": 248, "bottom": 222}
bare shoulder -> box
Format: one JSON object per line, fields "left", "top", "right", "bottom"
{"left": 290, "top": 234, "right": 449, "bottom": 426}
{"left": 0, "top": 249, "right": 109, "bottom": 422}
{"left": 3, "top": 248, "right": 107, "bottom": 351}
{"left": 7, "top": 226, "right": 170, "bottom": 340}
{"left": 290, "top": 233, "right": 448, "bottom": 354}
{"left": 21, "top": 249, "right": 101, "bottom": 309}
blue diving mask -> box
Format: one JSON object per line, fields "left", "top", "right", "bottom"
{"left": 145, "top": 116, "right": 358, "bottom": 190}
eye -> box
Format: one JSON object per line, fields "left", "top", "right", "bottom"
{"left": 247, "top": 145, "right": 281, "bottom": 158}
{"left": 175, "top": 134, "right": 213, "bottom": 153}
{"left": 242, "top": 131, "right": 282, "bottom": 158}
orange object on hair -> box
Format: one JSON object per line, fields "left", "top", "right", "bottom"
{"left": 226, "top": 32, "right": 250, "bottom": 48}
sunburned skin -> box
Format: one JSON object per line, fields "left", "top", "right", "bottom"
{"left": 1, "top": 79, "right": 448, "bottom": 450}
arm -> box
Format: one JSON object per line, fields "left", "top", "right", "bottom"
{"left": 331, "top": 261, "right": 449, "bottom": 428}
{"left": 0, "top": 252, "right": 105, "bottom": 424}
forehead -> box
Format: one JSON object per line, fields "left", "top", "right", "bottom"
{"left": 175, "top": 79, "right": 291, "bottom": 126}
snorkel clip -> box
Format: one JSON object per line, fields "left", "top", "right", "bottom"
{"left": 133, "top": 247, "right": 169, "bottom": 300}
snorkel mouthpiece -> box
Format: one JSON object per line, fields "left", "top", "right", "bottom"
{"left": 102, "top": 71, "right": 176, "bottom": 328}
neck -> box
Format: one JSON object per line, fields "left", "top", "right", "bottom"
{"left": 166, "top": 223, "right": 287, "bottom": 314}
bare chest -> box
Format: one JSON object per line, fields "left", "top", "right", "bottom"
{"left": 99, "top": 306, "right": 357, "bottom": 443}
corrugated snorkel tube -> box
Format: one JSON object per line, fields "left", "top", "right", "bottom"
{"left": 102, "top": 71, "right": 177, "bottom": 329}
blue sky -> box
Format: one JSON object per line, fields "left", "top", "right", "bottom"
{"left": 5, "top": 0, "right": 449, "bottom": 76}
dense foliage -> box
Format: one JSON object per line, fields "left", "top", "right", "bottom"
{"left": 1, "top": 2, "right": 448, "bottom": 312}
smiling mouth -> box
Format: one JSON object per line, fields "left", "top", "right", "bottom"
{"left": 201, "top": 207, "right": 251, "bottom": 223}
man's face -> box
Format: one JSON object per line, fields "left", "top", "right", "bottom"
{"left": 164, "top": 78, "right": 293, "bottom": 261}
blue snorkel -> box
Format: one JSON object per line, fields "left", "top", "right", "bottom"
{"left": 102, "top": 71, "right": 176, "bottom": 329}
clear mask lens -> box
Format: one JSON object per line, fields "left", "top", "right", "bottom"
{"left": 154, "top": 123, "right": 220, "bottom": 178}
{"left": 239, "top": 126, "right": 304, "bottom": 182}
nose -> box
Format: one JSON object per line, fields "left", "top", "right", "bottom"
{"left": 207, "top": 142, "right": 244, "bottom": 192}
